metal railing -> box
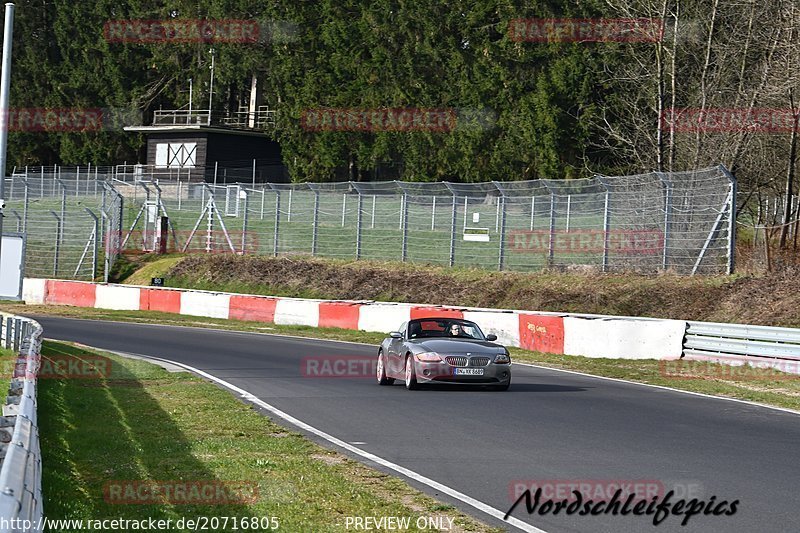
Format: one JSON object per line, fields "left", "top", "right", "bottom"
{"left": 0, "top": 314, "right": 43, "bottom": 532}
{"left": 684, "top": 320, "right": 800, "bottom": 371}
{"left": 152, "top": 107, "right": 276, "bottom": 130}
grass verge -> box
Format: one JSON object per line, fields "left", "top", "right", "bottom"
{"left": 0, "top": 346, "right": 18, "bottom": 394}
{"left": 39, "top": 340, "right": 500, "bottom": 532}
{"left": 6, "top": 303, "right": 800, "bottom": 412}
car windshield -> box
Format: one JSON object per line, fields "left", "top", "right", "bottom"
{"left": 407, "top": 319, "right": 485, "bottom": 340}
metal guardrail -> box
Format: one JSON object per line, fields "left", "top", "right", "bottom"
{"left": 684, "top": 320, "right": 800, "bottom": 370}
{"left": 0, "top": 314, "right": 43, "bottom": 532}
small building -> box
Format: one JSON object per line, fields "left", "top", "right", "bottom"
{"left": 123, "top": 106, "right": 288, "bottom": 182}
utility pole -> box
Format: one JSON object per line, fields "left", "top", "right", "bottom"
{"left": 0, "top": 3, "right": 17, "bottom": 272}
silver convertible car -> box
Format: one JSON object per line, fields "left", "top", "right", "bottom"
{"left": 376, "top": 317, "right": 512, "bottom": 390}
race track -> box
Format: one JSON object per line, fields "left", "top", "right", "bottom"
{"left": 35, "top": 316, "right": 799, "bottom": 533}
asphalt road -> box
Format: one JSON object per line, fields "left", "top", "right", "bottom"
{"left": 36, "top": 316, "right": 800, "bottom": 533}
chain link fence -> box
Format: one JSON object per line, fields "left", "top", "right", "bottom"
{"left": 6, "top": 164, "right": 736, "bottom": 279}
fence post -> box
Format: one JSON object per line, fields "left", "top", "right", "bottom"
{"left": 341, "top": 193, "right": 347, "bottom": 227}
{"left": 273, "top": 190, "right": 281, "bottom": 256}
{"left": 530, "top": 196, "right": 535, "bottom": 230}
{"left": 287, "top": 188, "right": 293, "bottom": 222}
{"left": 21, "top": 177, "right": 28, "bottom": 233}
{"left": 602, "top": 191, "right": 610, "bottom": 272}
{"left": 401, "top": 192, "right": 409, "bottom": 261}
{"left": 721, "top": 165, "right": 737, "bottom": 274}
{"left": 3, "top": 317, "right": 9, "bottom": 349}
{"left": 57, "top": 177, "right": 67, "bottom": 248}
{"left": 548, "top": 193, "right": 556, "bottom": 267}
{"left": 356, "top": 191, "right": 363, "bottom": 259}
{"left": 241, "top": 190, "right": 249, "bottom": 254}
{"left": 431, "top": 196, "right": 436, "bottom": 231}
{"left": 80, "top": 207, "right": 100, "bottom": 280}
{"left": 371, "top": 195, "right": 376, "bottom": 229}
{"left": 444, "top": 183, "right": 457, "bottom": 267}
{"left": 657, "top": 172, "right": 672, "bottom": 271}
{"left": 102, "top": 211, "right": 110, "bottom": 283}
{"left": 565, "top": 194, "right": 571, "bottom": 233}
{"left": 498, "top": 196, "right": 508, "bottom": 270}
{"left": 311, "top": 188, "right": 319, "bottom": 256}
{"left": 50, "top": 210, "right": 61, "bottom": 276}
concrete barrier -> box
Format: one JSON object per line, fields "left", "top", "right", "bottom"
{"left": 563, "top": 317, "right": 685, "bottom": 359}
{"left": 21, "top": 278, "right": 691, "bottom": 361}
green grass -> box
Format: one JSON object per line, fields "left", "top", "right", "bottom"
{"left": 0, "top": 346, "right": 19, "bottom": 395}
{"left": 39, "top": 340, "right": 500, "bottom": 532}
{"left": 9, "top": 304, "right": 800, "bottom": 412}
{"left": 122, "top": 255, "right": 186, "bottom": 286}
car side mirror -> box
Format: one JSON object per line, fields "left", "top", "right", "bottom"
{"left": 486, "top": 334, "right": 498, "bottom": 341}
{"left": 389, "top": 331, "right": 403, "bottom": 339}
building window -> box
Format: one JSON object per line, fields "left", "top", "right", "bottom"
{"left": 155, "top": 142, "right": 197, "bottom": 168}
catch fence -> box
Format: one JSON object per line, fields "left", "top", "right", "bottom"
{"left": 5, "top": 165, "right": 737, "bottom": 279}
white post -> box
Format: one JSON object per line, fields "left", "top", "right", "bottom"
{"left": 566, "top": 194, "right": 571, "bottom": 232}
{"left": 371, "top": 195, "right": 376, "bottom": 228}
{"left": 0, "top": 2, "right": 16, "bottom": 268}
{"left": 530, "top": 196, "right": 535, "bottom": 230}
{"left": 342, "top": 193, "right": 347, "bottom": 227}
{"left": 287, "top": 189, "right": 292, "bottom": 222}
{"left": 431, "top": 196, "right": 436, "bottom": 230}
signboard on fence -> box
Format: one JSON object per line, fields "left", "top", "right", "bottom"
{"left": 0, "top": 233, "right": 26, "bottom": 300}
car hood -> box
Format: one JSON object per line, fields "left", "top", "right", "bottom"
{"left": 411, "top": 338, "right": 505, "bottom": 355}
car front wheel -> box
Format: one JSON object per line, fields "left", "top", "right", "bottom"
{"left": 404, "top": 355, "right": 419, "bottom": 390}
{"left": 377, "top": 351, "right": 394, "bottom": 386}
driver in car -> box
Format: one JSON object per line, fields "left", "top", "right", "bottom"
{"left": 449, "top": 323, "right": 465, "bottom": 337}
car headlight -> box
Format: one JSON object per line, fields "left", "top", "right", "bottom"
{"left": 415, "top": 352, "right": 442, "bottom": 362}
{"left": 494, "top": 353, "right": 511, "bottom": 364}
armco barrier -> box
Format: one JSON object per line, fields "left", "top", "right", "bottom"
{"left": 683, "top": 321, "right": 800, "bottom": 372}
{"left": 21, "top": 279, "right": 686, "bottom": 360}
{"left": 0, "top": 313, "right": 44, "bottom": 532}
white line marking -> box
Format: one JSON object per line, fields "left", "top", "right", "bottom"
{"left": 40, "top": 315, "right": 800, "bottom": 415}
{"left": 85, "top": 344, "right": 546, "bottom": 533}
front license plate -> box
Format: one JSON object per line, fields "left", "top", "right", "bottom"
{"left": 454, "top": 368, "right": 484, "bottom": 376}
